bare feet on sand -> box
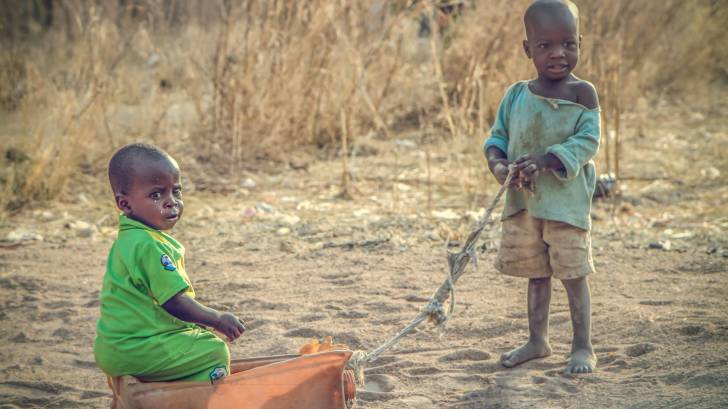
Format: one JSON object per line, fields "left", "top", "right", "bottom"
{"left": 500, "top": 340, "right": 552, "bottom": 368}
{"left": 565, "top": 348, "right": 597, "bottom": 374}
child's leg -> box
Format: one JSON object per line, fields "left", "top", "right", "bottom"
{"left": 136, "top": 329, "right": 231, "bottom": 383}
{"left": 561, "top": 276, "right": 596, "bottom": 374}
{"left": 501, "top": 277, "right": 553, "bottom": 367}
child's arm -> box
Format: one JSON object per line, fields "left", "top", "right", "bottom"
{"left": 163, "top": 292, "right": 246, "bottom": 341}
{"left": 484, "top": 83, "right": 522, "bottom": 185}
{"left": 486, "top": 146, "right": 514, "bottom": 186}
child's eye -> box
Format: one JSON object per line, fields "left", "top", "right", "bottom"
{"left": 150, "top": 192, "right": 162, "bottom": 200}
{"left": 173, "top": 188, "right": 182, "bottom": 197}
{"left": 565, "top": 41, "right": 576, "bottom": 48}
{"left": 537, "top": 43, "right": 548, "bottom": 49}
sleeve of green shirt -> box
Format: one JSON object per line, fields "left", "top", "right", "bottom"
{"left": 483, "top": 82, "right": 520, "bottom": 156}
{"left": 545, "top": 108, "right": 601, "bottom": 182}
{"left": 133, "top": 239, "right": 190, "bottom": 306}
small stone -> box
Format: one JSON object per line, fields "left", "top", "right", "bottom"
{"left": 700, "top": 167, "right": 720, "bottom": 180}
{"left": 68, "top": 220, "right": 98, "bottom": 238}
{"left": 38, "top": 211, "right": 54, "bottom": 222}
{"left": 432, "top": 209, "right": 460, "bottom": 220}
{"left": 273, "top": 213, "right": 300, "bottom": 226}
{"left": 425, "top": 231, "right": 440, "bottom": 241}
{"left": 241, "top": 178, "right": 257, "bottom": 188}
{"left": 648, "top": 240, "right": 671, "bottom": 251}
{"left": 353, "top": 209, "right": 370, "bottom": 218}
{"left": 276, "top": 227, "right": 291, "bottom": 236}
{"left": 11, "top": 332, "right": 28, "bottom": 342}
{"left": 242, "top": 207, "right": 257, "bottom": 218}
{"left": 6, "top": 230, "right": 43, "bottom": 242}
{"left": 395, "top": 139, "right": 417, "bottom": 149}
{"left": 256, "top": 202, "right": 274, "bottom": 213}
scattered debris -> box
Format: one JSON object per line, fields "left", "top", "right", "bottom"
{"left": 255, "top": 202, "right": 274, "bottom": 213}
{"left": 648, "top": 240, "right": 672, "bottom": 251}
{"left": 4, "top": 230, "right": 44, "bottom": 245}
{"left": 241, "top": 178, "right": 257, "bottom": 189}
{"left": 700, "top": 167, "right": 720, "bottom": 180}
{"left": 593, "top": 173, "right": 617, "bottom": 199}
{"left": 432, "top": 209, "right": 460, "bottom": 220}
{"left": 66, "top": 220, "right": 98, "bottom": 238}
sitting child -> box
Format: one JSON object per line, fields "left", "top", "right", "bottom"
{"left": 484, "top": 0, "right": 600, "bottom": 374}
{"left": 94, "top": 143, "right": 246, "bottom": 383}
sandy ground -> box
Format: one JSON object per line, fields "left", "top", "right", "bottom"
{"left": 1, "top": 101, "right": 728, "bottom": 408}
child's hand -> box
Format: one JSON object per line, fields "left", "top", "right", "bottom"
{"left": 489, "top": 158, "right": 515, "bottom": 186}
{"left": 514, "top": 154, "right": 546, "bottom": 178}
{"left": 215, "top": 313, "right": 246, "bottom": 342}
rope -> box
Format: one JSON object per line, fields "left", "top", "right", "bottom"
{"left": 347, "top": 166, "right": 517, "bottom": 384}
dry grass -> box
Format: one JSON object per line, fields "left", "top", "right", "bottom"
{"left": 0, "top": 0, "right": 726, "bottom": 213}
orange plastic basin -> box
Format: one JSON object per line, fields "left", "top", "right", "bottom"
{"left": 106, "top": 350, "right": 355, "bottom": 409}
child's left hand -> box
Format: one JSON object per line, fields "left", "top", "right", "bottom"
{"left": 511, "top": 154, "right": 542, "bottom": 191}
{"left": 514, "top": 154, "right": 547, "bottom": 177}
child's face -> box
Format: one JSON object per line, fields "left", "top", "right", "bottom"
{"left": 523, "top": 11, "right": 580, "bottom": 81}
{"left": 117, "top": 159, "right": 184, "bottom": 231}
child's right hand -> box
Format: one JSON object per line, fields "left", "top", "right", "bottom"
{"left": 215, "top": 312, "right": 246, "bottom": 342}
{"left": 489, "top": 159, "right": 514, "bottom": 186}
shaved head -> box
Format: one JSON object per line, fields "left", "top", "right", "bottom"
{"left": 524, "top": 0, "right": 579, "bottom": 38}
{"left": 108, "top": 143, "right": 178, "bottom": 194}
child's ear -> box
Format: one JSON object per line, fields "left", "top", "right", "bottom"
{"left": 523, "top": 39, "right": 532, "bottom": 59}
{"left": 115, "top": 193, "right": 132, "bottom": 215}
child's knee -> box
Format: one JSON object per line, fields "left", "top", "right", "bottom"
{"left": 210, "top": 338, "right": 231, "bottom": 365}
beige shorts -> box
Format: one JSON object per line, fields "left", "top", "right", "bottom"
{"left": 495, "top": 211, "right": 595, "bottom": 280}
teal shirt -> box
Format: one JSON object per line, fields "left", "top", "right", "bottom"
{"left": 484, "top": 81, "right": 601, "bottom": 230}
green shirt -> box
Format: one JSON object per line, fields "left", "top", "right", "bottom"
{"left": 94, "top": 214, "right": 198, "bottom": 376}
{"left": 484, "top": 81, "right": 601, "bottom": 230}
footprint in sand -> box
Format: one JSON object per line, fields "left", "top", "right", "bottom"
{"left": 625, "top": 342, "right": 656, "bottom": 357}
{"left": 358, "top": 374, "right": 398, "bottom": 403}
{"left": 283, "top": 327, "right": 320, "bottom": 338}
{"left": 335, "top": 310, "right": 369, "bottom": 319}
{"left": 439, "top": 348, "right": 491, "bottom": 363}
{"left": 364, "top": 374, "right": 396, "bottom": 392}
{"left": 406, "top": 365, "right": 441, "bottom": 376}
{"left": 679, "top": 325, "right": 705, "bottom": 336}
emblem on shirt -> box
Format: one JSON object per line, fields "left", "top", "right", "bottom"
{"left": 160, "top": 254, "right": 176, "bottom": 271}
{"left": 209, "top": 366, "right": 227, "bottom": 383}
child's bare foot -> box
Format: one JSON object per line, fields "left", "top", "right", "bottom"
{"left": 565, "top": 347, "right": 596, "bottom": 374}
{"left": 500, "top": 340, "right": 552, "bottom": 368}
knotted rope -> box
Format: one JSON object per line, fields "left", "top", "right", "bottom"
{"left": 347, "top": 166, "right": 517, "bottom": 384}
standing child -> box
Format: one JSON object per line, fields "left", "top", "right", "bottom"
{"left": 484, "top": 0, "right": 599, "bottom": 374}
{"left": 94, "top": 143, "right": 246, "bottom": 383}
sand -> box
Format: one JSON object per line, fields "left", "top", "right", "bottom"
{"left": 1, "top": 102, "right": 728, "bottom": 408}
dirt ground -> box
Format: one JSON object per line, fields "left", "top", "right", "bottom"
{"left": 1, "top": 99, "right": 728, "bottom": 408}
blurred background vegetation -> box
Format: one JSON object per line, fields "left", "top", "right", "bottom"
{"left": 0, "top": 0, "right": 726, "bottom": 213}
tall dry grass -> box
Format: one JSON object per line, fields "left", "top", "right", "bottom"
{"left": 0, "top": 0, "right": 726, "bottom": 212}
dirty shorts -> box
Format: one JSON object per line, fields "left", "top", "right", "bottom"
{"left": 495, "top": 210, "right": 595, "bottom": 280}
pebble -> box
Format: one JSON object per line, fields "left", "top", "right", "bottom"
{"left": 242, "top": 207, "right": 257, "bottom": 218}
{"left": 648, "top": 240, "right": 671, "bottom": 251}
{"left": 67, "top": 220, "right": 98, "bottom": 238}
{"left": 6, "top": 230, "right": 44, "bottom": 242}
{"left": 241, "top": 178, "right": 257, "bottom": 189}
{"left": 273, "top": 213, "right": 300, "bottom": 226}
{"left": 700, "top": 167, "right": 720, "bottom": 180}
{"left": 432, "top": 209, "right": 460, "bottom": 220}
{"left": 256, "top": 202, "right": 274, "bottom": 213}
